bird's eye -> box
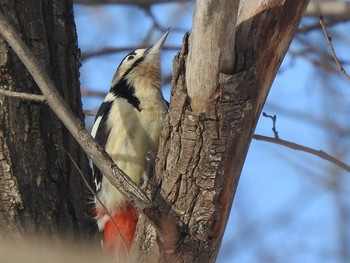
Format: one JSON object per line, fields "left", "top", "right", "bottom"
{"left": 127, "top": 55, "right": 134, "bottom": 61}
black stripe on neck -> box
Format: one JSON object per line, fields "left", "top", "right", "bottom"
{"left": 110, "top": 57, "right": 144, "bottom": 111}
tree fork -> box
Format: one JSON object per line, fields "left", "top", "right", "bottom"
{"left": 132, "top": 1, "right": 310, "bottom": 262}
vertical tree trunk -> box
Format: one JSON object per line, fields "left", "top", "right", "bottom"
{"left": 132, "top": 0, "right": 310, "bottom": 262}
{"left": 0, "top": 0, "right": 93, "bottom": 240}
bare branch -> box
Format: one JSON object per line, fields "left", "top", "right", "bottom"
{"left": 81, "top": 88, "right": 106, "bottom": 98}
{"left": 0, "top": 10, "right": 153, "bottom": 215}
{"left": 81, "top": 45, "right": 181, "bottom": 61}
{"left": 0, "top": 88, "right": 46, "bottom": 102}
{"left": 142, "top": 7, "right": 188, "bottom": 34}
{"left": 289, "top": 49, "right": 340, "bottom": 74}
{"left": 267, "top": 102, "right": 350, "bottom": 137}
{"left": 262, "top": 112, "right": 279, "bottom": 139}
{"left": 319, "top": 16, "right": 350, "bottom": 81}
{"left": 306, "top": 1, "right": 350, "bottom": 20}
{"left": 73, "top": 0, "right": 186, "bottom": 6}
{"left": 298, "top": 19, "right": 346, "bottom": 34}
{"left": 84, "top": 110, "right": 98, "bottom": 117}
{"left": 253, "top": 134, "right": 350, "bottom": 173}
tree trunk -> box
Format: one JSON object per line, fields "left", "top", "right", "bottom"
{"left": 132, "top": 0, "right": 310, "bottom": 262}
{"left": 0, "top": 0, "right": 93, "bottom": 241}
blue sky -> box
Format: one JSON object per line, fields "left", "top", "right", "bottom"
{"left": 74, "top": 3, "right": 350, "bottom": 262}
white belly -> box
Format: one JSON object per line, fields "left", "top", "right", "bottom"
{"left": 97, "top": 98, "right": 167, "bottom": 214}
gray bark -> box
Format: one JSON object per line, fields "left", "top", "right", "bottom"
{"left": 0, "top": 0, "right": 94, "bottom": 240}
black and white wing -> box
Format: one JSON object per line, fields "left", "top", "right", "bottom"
{"left": 91, "top": 99, "right": 113, "bottom": 192}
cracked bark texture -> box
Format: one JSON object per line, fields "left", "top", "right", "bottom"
{"left": 0, "top": 0, "right": 94, "bottom": 240}
{"left": 132, "top": 0, "right": 310, "bottom": 262}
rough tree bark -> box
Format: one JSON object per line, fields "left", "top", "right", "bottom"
{"left": 131, "top": 0, "right": 310, "bottom": 262}
{"left": 0, "top": 0, "right": 313, "bottom": 261}
{"left": 0, "top": 0, "right": 93, "bottom": 240}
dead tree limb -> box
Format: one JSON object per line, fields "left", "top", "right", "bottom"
{"left": 253, "top": 134, "right": 350, "bottom": 173}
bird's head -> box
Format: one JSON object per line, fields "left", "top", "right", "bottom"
{"left": 110, "top": 31, "right": 169, "bottom": 91}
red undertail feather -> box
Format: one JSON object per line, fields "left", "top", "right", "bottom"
{"left": 102, "top": 203, "right": 139, "bottom": 256}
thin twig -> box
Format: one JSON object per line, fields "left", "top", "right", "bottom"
{"left": 84, "top": 110, "right": 98, "bottom": 117}
{"left": 143, "top": 7, "right": 187, "bottom": 34}
{"left": 55, "top": 144, "right": 130, "bottom": 262}
{"left": 0, "top": 10, "right": 151, "bottom": 212}
{"left": 81, "top": 45, "right": 180, "bottom": 61}
{"left": 73, "top": 0, "right": 185, "bottom": 6}
{"left": 262, "top": 112, "right": 279, "bottom": 139}
{"left": 253, "top": 134, "right": 350, "bottom": 173}
{"left": 320, "top": 16, "right": 350, "bottom": 81}
{"left": 81, "top": 88, "right": 106, "bottom": 98}
{"left": 289, "top": 49, "right": 340, "bottom": 74}
{"left": 0, "top": 89, "right": 46, "bottom": 102}
{"left": 298, "top": 19, "right": 346, "bottom": 34}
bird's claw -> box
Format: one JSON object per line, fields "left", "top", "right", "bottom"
{"left": 140, "top": 150, "right": 158, "bottom": 190}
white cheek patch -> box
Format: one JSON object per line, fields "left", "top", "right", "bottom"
{"left": 112, "top": 49, "right": 147, "bottom": 81}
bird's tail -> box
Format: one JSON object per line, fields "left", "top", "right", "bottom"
{"left": 102, "top": 203, "right": 139, "bottom": 257}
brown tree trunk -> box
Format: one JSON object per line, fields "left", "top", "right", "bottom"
{"left": 132, "top": 0, "right": 310, "bottom": 262}
{"left": 0, "top": 0, "right": 94, "bottom": 240}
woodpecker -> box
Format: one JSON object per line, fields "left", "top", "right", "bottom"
{"left": 91, "top": 31, "right": 169, "bottom": 258}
